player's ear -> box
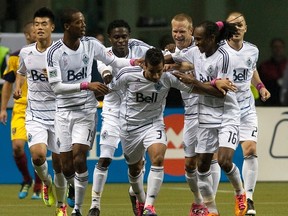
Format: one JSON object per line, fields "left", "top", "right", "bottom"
{"left": 64, "top": 23, "right": 70, "bottom": 31}
{"left": 51, "top": 24, "right": 55, "bottom": 32}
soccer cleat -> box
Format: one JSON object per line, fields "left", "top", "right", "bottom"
{"left": 142, "top": 205, "right": 157, "bottom": 216}
{"left": 129, "top": 191, "right": 137, "bottom": 216}
{"left": 67, "top": 184, "right": 75, "bottom": 208}
{"left": 56, "top": 204, "right": 68, "bottom": 216}
{"left": 245, "top": 198, "right": 256, "bottom": 215}
{"left": 42, "top": 175, "right": 55, "bottom": 207}
{"left": 190, "top": 203, "right": 209, "bottom": 216}
{"left": 235, "top": 193, "right": 248, "bottom": 216}
{"left": 71, "top": 209, "right": 82, "bottom": 216}
{"left": 87, "top": 207, "right": 100, "bottom": 216}
{"left": 31, "top": 191, "right": 41, "bottom": 200}
{"left": 18, "top": 180, "right": 32, "bottom": 199}
{"left": 136, "top": 200, "right": 145, "bottom": 216}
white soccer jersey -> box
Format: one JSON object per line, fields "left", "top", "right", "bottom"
{"left": 179, "top": 46, "right": 240, "bottom": 128}
{"left": 98, "top": 39, "right": 151, "bottom": 123}
{"left": 46, "top": 36, "right": 131, "bottom": 111}
{"left": 173, "top": 44, "right": 198, "bottom": 120}
{"left": 17, "top": 42, "right": 56, "bottom": 125}
{"left": 220, "top": 40, "right": 259, "bottom": 117}
{"left": 109, "top": 66, "right": 193, "bottom": 132}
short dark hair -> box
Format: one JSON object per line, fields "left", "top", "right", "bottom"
{"left": 107, "top": 19, "right": 131, "bottom": 35}
{"left": 33, "top": 7, "right": 55, "bottom": 23}
{"left": 145, "top": 48, "right": 164, "bottom": 66}
{"left": 59, "top": 8, "right": 81, "bottom": 29}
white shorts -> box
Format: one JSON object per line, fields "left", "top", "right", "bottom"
{"left": 120, "top": 124, "right": 167, "bottom": 165}
{"left": 183, "top": 118, "right": 198, "bottom": 157}
{"left": 99, "top": 119, "right": 121, "bottom": 148}
{"left": 26, "top": 120, "right": 59, "bottom": 154}
{"left": 55, "top": 109, "right": 97, "bottom": 153}
{"left": 196, "top": 125, "right": 239, "bottom": 153}
{"left": 239, "top": 112, "right": 258, "bottom": 142}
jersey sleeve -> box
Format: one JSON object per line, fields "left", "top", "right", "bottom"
{"left": 91, "top": 39, "right": 131, "bottom": 69}
{"left": 168, "top": 72, "right": 194, "bottom": 93}
{"left": 108, "top": 67, "right": 130, "bottom": 91}
{"left": 17, "top": 49, "right": 28, "bottom": 76}
{"left": 46, "top": 47, "right": 63, "bottom": 84}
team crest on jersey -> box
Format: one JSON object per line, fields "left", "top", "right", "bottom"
{"left": 101, "top": 130, "right": 108, "bottom": 140}
{"left": 49, "top": 70, "right": 57, "bottom": 78}
{"left": 154, "top": 81, "right": 163, "bottom": 91}
{"left": 28, "top": 133, "right": 32, "bottom": 143}
{"left": 12, "top": 128, "right": 16, "bottom": 135}
{"left": 246, "top": 58, "right": 252, "bottom": 67}
{"left": 207, "top": 65, "right": 213, "bottom": 74}
{"left": 82, "top": 54, "right": 89, "bottom": 65}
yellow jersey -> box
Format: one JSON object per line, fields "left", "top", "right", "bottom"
{"left": 2, "top": 51, "right": 27, "bottom": 106}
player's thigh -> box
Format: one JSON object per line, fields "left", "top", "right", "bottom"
{"left": 239, "top": 113, "right": 258, "bottom": 142}
{"left": 196, "top": 127, "right": 218, "bottom": 154}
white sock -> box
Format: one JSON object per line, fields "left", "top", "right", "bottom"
{"left": 33, "top": 160, "right": 50, "bottom": 186}
{"left": 54, "top": 171, "right": 67, "bottom": 207}
{"left": 185, "top": 169, "right": 203, "bottom": 204}
{"left": 74, "top": 171, "right": 88, "bottom": 211}
{"left": 197, "top": 169, "right": 218, "bottom": 214}
{"left": 145, "top": 166, "right": 164, "bottom": 207}
{"left": 225, "top": 163, "right": 244, "bottom": 195}
{"left": 128, "top": 169, "right": 146, "bottom": 203}
{"left": 242, "top": 155, "right": 258, "bottom": 200}
{"left": 210, "top": 160, "right": 221, "bottom": 196}
{"left": 91, "top": 166, "right": 108, "bottom": 209}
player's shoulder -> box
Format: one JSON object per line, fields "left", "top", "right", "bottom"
{"left": 81, "top": 36, "right": 101, "bottom": 44}
{"left": 243, "top": 41, "right": 259, "bottom": 52}
{"left": 49, "top": 39, "right": 63, "bottom": 50}
{"left": 128, "top": 38, "right": 151, "bottom": 48}
{"left": 20, "top": 42, "right": 36, "bottom": 54}
{"left": 116, "top": 66, "right": 142, "bottom": 80}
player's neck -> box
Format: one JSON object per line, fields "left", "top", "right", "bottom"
{"left": 227, "top": 39, "right": 243, "bottom": 51}
{"left": 36, "top": 38, "right": 52, "bottom": 52}
{"left": 63, "top": 35, "right": 80, "bottom": 50}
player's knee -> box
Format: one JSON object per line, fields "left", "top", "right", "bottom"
{"left": 218, "top": 157, "right": 233, "bottom": 173}
{"left": 185, "top": 157, "right": 197, "bottom": 171}
{"left": 243, "top": 146, "right": 257, "bottom": 157}
{"left": 97, "top": 157, "right": 112, "bottom": 169}
{"left": 244, "top": 154, "right": 258, "bottom": 160}
{"left": 32, "top": 155, "right": 46, "bottom": 166}
{"left": 150, "top": 154, "right": 164, "bottom": 166}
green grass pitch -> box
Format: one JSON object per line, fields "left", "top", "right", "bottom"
{"left": 0, "top": 182, "right": 287, "bottom": 215}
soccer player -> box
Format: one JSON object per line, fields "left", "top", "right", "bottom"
{"left": 13, "top": 7, "right": 67, "bottom": 216}
{"left": 108, "top": 47, "right": 234, "bottom": 216}
{"left": 46, "top": 8, "right": 139, "bottom": 216}
{"left": 173, "top": 21, "right": 247, "bottom": 216}
{"left": 0, "top": 21, "right": 42, "bottom": 200}
{"left": 168, "top": 13, "right": 221, "bottom": 215}
{"left": 222, "top": 12, "right": 271, "bottom": 215}
{"left": 88, "top": 19, "right": 152, "bottom": 216}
